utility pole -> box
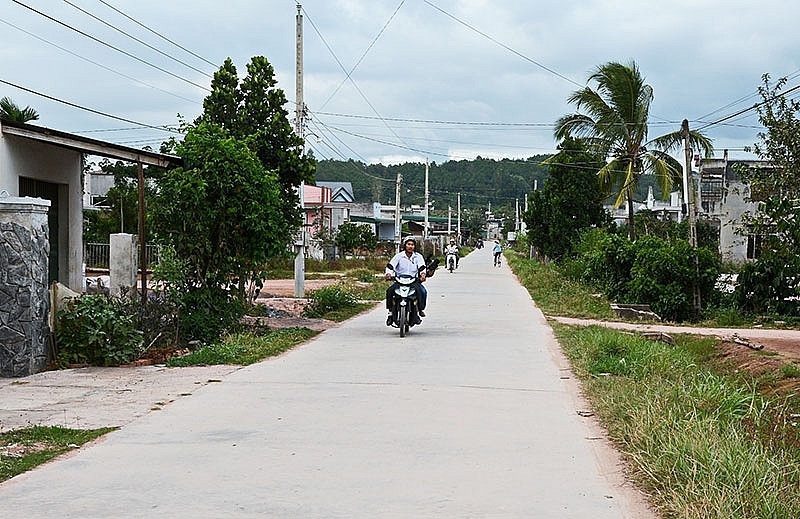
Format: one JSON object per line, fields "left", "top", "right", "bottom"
{"left": 447, "top": 205, "right": 452, "bottom": 235}
{"left": 457, "top": 192, "right": 461, "bottom": 243}
{"left": 394, "top": 171, "right": 402, "bottom": 253}
{"left": 681, "top": 119, "right": 701, "bottom": 315}
{"left": 424, "top": 160, "right": 429, "bottom": 240}
{"left": 293, "top": 4, "right": 305, "bottom": 297}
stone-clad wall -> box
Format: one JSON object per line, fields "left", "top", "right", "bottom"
{"left": 0, "top": 198, "right": 51, "bottom": 377}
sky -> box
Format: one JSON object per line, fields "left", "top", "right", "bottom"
{"left": 2, "top": 0, "right": 800, "bottom": 166}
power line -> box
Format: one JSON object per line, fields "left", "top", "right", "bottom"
{"left": 0, "top": 17, "right": 200, "bottom": 104}
{"left": 422, "top": 0, "right": 582, "bottom": 88}
{"left": 10, "top": 0, "right": 210, "bottom": 92}
{"left": 97, "top": 0, "right": 219, "bottom": 68}
{"left": 317, "top": 1, "right": 405, "bottom": 111}
{"left": 0, "top": 78, "right": 183, "bottom": 134}
{"left": 62, "top": 0, "right": 214, "bottom": 79}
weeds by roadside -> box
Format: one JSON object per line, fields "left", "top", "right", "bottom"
{"left": 554, "top": 324, "right": 800, "bottom": 518}
{"left": 166, "top": 327, "right": 318, "bottom": 367}
{"left": 0, "top": 426, "right": 115, "bottom": 483}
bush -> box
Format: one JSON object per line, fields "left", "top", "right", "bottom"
{"left": 303, "top": 284, "right": 357, "bottom": 318}
{"left": 56, "top": 295, "right": 143, "bottom": 366}
{"left": 177, "top": 287, "right": 246, "bottom": 344}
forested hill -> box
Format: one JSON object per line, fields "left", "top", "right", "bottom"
{"left": 313, "top": 156, "right": 551, "bottom": 212}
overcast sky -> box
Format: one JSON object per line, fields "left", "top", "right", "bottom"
{"left": 2, "top": 0, "right": 799, "bottom": 166}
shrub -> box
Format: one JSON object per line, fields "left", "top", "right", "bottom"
{"left": 177, "top": 287, "right": 246, "bottom": 344}
{"left": 55, "top": 295, "right": 143, "bottom": 366}
{"left": 303, "top": 284, "right": 357, "bottom": 318}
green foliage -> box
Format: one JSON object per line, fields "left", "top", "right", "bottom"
{"left": 335, "top": 222, "right": 377, "bottom": 255}
{"left": 556, "top": 324, "right": 800, "bottom": 518}
{"left": 1, "top": 426, "right": 115, "bottom": 483}
{"left": 0, "top": 96, "right": 39, "bottom": 122}
{"left": 177, "top": 287, "right": 247, "bottom": 344}
{"left": 524, "top": 137, "right": 609, "bottom": 260}
{"left": 570, "top": 230, "right": 721, "bottom": 322}
{"left": 735, "top": 248, "right": 800, "bottom": 317}
{"left": 55, "top": 295, "right": 143, "bottom": 366}
{"left": 198, "top": 56, "right": 315, "bottom": 228}
{"left": 554, "top": 61, "right": 713, "bottom": 240}
{"left": 166, "top": 328, "right": 317, "bottom": 367}
{"left": 151, "top": 122, "right": 284, "bottom": 307}
{"left": 303, "top": 283, "right": 358, "bottom": 318}
{"left": 734, "top": 75, "right": 800, "bottom": 319}
{"left": 506, "top": 251, "right": 614, "bottom": 319}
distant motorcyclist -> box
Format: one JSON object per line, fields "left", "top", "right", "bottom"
{"left": 445, "top": 238, "right": 460, "bottom": 269}
{"left": 385, "top": 237, "right": 428, "bottom": 325}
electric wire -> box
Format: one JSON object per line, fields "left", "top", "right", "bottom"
{"left": 0, "top": 17, "right": 200, "bottom": 105}
{"left": 97, "top": 0, "right": 218, "bottom": 68}
{"left": 62, "top": 0, "right": 214, "bottom": 79}
{"left": 422, "top": 0, "right": 581, "bottom": 88}
{"left": 0, "top": 78, "right": 184, "bottom": 134}
{"left": 316, "top": 0, "right": 405, "bottom": 111}
{"left": 10, "top": 0, "right": 210, "bottom": 92}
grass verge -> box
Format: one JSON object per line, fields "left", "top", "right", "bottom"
{"left": 1, "top": 426, "right": 116, "bottom": 483}
{"left": 166, "top": 327, "right": 318, "bottom": 367}
{"left": 553, "top": 323, "right": 800, "bottom": 518}
{"left": 506, "top": 251, "right": 613, "bottom": 319}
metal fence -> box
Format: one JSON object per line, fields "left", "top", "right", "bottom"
{"left": 84, "top": 242, "right": 161, "bottom": 270}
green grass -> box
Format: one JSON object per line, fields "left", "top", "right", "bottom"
{"left": 1, "top": 426, "right": 115, "bottom": 483}
{"left": 506, "top": 251, "right": 613, "bottom": 319}
{"left": 554, "top": 324, "right": 800, "bottom": 518}
{"left": 166, "top": 327, "right": 318, "bottom": 367}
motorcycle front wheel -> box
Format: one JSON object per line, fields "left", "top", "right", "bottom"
{"left": 399, "top": 305, "right": 407, "bottom": 337}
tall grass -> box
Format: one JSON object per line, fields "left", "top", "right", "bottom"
{"left": 506, "top": 251, "right": 613, "bottom": 319}
{"left": 555, "top": 324, "right": 800, "bottom": 518}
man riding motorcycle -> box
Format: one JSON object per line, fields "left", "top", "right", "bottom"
{"left": 385, "top": 237, "right": 428, "bottom": 325}
{"left": 445, "top": 238, "right": 459, "bottom": 269}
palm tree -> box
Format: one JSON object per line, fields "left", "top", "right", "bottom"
{"left": 0, "top": 97, "right": 39, "bottom": 123}
{"left": 553, "top": 61, "right": 713, "bottom": 240}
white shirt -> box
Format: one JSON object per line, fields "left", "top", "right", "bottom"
{"left": 386, "top": 251, "right": 426, "bottom": 278}
{"left": 445, "top": 244, "right": 459, "bottom": 255}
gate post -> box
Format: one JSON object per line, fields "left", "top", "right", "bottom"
{"left": 0, "top": 197, "right": 51, "bottom": 377}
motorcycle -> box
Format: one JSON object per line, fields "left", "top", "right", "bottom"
{"left": 446, "top": 251, "right": 458, "bottom": 273}
{"left": 387, "top": 273, "right": 422, "bottom": 337}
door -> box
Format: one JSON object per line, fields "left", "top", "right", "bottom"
{"left": 18, "top": 177, "right": 60, "bottom": 285}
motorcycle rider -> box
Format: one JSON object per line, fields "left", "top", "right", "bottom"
{"left": 445, "top": 238, "right": 460, "bottom": 269}
{"left": 385, "top": 237, "right": 428, "bottom": 325}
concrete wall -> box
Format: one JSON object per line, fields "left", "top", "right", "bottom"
{"left": 0, "top": 132, "right": 84, "bottom": 291}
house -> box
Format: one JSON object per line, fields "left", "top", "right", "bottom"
{"left": 698, "top": 153, "right": 763, "bottom": 263}
{"left": 1, "top": 120, "right": 181, "bottom": 291}
{"left": 1, "top": 119, "right": 181, "bottom": 377}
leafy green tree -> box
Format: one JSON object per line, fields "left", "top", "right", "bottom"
{"left": 734, "top": 74, "right": 800, "bottom": 316}
{"left": 553, "top": 61, "right": 713, "bottom": 240}
{"left": 0, "top": 97, "right": 39, "bottom": 122}
{"left": 334, "top": 222, "right": 376, "bottom": 256}
{"left": 199, "top": 56, "right": 315, "bottom": 229}
{"left": 524, "top": 137, "right": 608, "bottom": 260}
{"left": 151, "top": 123, "right": 285, "bottom": 312}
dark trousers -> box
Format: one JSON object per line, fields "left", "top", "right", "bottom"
{"left": 386, "top": 282, "right": 427, "bottom": 311}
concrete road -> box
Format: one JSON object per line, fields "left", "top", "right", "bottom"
{"left": 0, "top": 247, "right": 654, "bottom": 518}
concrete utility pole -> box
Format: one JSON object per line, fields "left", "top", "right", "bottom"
{"left": 424, "top": 160, "right": 429, "bottom": 239}
{"left": 394, "top": 171, "right": 402, "bottom": 253}
{"left": 681, "top": 119, "right": 701, "bottom": 315}
{"left": 294, "top": 4, "right": 305, "bottom": 297}
{"left": 457, "top": 192, "right": 461, "bottom": 243}
{"left": 447, "top": 205, "right": 452, "bottom": 235}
